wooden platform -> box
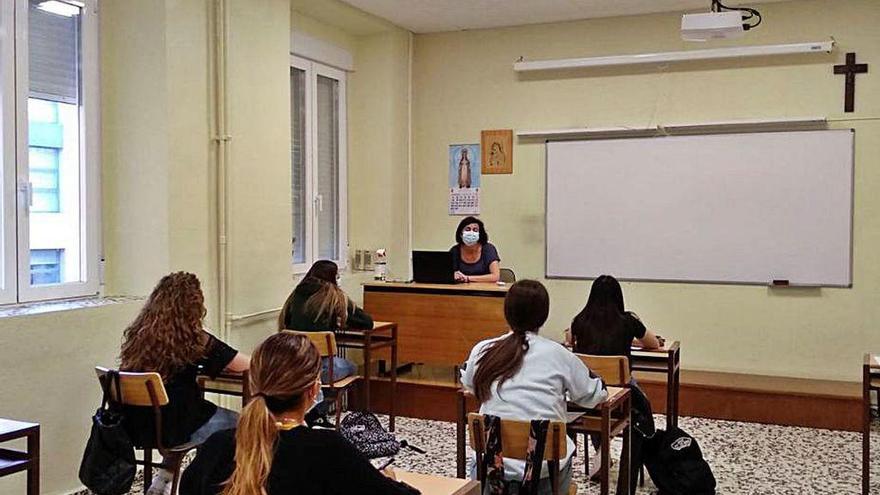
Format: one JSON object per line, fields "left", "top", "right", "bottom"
{"left": 354, "top": 366, "right": 862, "bottom": 431}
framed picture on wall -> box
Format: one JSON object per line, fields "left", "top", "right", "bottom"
{"left": 481, "top": 129, "right": 513, "bottom": 174}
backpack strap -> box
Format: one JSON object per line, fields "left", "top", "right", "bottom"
{"left": 482, "top": 414, "right": 506, "bottom": 495}
{"left": 519, "top": 419, "right": 550, "bottom": 495}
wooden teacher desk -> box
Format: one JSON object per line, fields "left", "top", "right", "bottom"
{"left": 363, "top": 282, "right": 508, "bottom": 366}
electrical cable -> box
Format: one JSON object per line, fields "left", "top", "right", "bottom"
{"left": 711, "top": 0, "right": 763, "bottom": 31}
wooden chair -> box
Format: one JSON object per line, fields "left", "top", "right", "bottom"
{"left": 468, "top": 413, "right": 576, "bottom": 495}
{"left": 499, "top": 268, "right": 517, "bottom": 283}
{"left": 284, "top": 330, "right": 360, "bottom": 427}
{"left": 572, "top": 354, "right": 638, "bottom": 492}
{"left": 94, "top": 367, "right": 198, "bottom": 495}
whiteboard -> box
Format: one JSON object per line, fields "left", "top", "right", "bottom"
{"left": 545, "top": 130, "right": 854, "bottom": 286}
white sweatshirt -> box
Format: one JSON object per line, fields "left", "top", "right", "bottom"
{"left": 461, "top": 331, "right": 608, "bottom": 480}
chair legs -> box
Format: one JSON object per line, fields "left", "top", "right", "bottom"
{"left": 164, "top": 452, "right": 187, "bottom": 495}
{"left": 141, "top": 448, "right": 189, "bottom": 495}
{"left": 143, "top": 448, "right": 153, "bottom": 493}
{"left": 335, "top": 391, "right": 343, "bottom": 429}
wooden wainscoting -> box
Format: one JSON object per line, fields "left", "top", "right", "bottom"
{"left": 353, "top": 366, "right": 862, "bottom": 431}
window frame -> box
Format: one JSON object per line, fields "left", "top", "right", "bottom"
{"left": 290, "top": 55, "right": 347, "bottom": 274}
{"left": 0, "top": 0, "right": 18, "bottom": 304}
{"left": 11, "top": 0, "right": 100, "bottom": 302}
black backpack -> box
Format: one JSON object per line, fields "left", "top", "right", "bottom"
{"left": 78, "top": 371, "right": 136, "bottom": 495}
{"left": 339, "top": 412, "right": 400, "bottom": 459}
{"left": 643, "top": 426, "right": 716, "bottom": 495}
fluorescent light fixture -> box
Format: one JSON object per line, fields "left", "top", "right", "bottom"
{"left": 514, "top": 41, "right": 834, "bottom": 72}
{"left": 37, "top": 1, "right": 81, "bottom": 17}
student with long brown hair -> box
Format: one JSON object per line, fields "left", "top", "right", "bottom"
{"left": 180, "top": 333, "right": 416, "bottom": 495}
{"left": 461, "top": 280, "right": 607, "bottom": 494}
{"left": 278, "top": 260, "right": 372, "bottom": 424}
{"left": 120, "top": 272, "right": 250, "bottom": 495}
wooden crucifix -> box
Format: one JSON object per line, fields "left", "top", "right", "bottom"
{"left": 833, "top": 52, "right": 868, "bottom": 113}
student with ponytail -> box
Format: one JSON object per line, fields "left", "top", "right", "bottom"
{"left": 461, "top": 280, "right": 608, "bottom": 494}
{"left": 180, "top": 332, "right": 416, "bottom": 495}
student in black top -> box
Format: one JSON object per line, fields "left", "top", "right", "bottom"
{"left": 567, "top": 275, "right": 659, "bottom": 488}
{"left": 450, "top": 216, "right": 501, "bottom": 283}
{"left": 180, "top": 332, "right": 416, "bottom": 495}
{"left": 569, "top": 275, "right": 659, "bottom": 364}
{"left": 119, "top": 272, "right": 250, "bottom": 495}
{"left": 278, "top": 260, "right": 372, "bottom": 424}
{"left": 279, "top": 260, "right": 373, "bottom": 332}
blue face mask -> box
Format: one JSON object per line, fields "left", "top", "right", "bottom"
{"left": 462, "top": 230, "right": 480, "bottom": 246}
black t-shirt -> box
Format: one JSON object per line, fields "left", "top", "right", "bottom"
{"left": 450, "top": 242, "right": 500, "bottom": 276}
{"left": 570, "top": 311, "right": 646, "bottom": 366}
{"left": 122, "top": 333, "right": 238, "bottom": 447}
{"left": 180, "top": 427, "right": 418, "bottom": 495}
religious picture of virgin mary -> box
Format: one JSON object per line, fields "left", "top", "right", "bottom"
{"left": 481, "top": 129, "right": 513, "bottom": 174}
{"left": 449, "top": 144, "right": 481, "bottom": 189}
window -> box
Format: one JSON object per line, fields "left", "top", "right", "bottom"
{"left": 30, "top": 248, "right": 62, "bottom": 285}
{"left": 0, "top": 0, "right": 99, "bottom": 304}
{"left": 290, "top": 56, "right": 347, "bottom": 272}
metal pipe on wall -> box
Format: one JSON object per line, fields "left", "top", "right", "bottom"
{"left": 209, "top": 0, "right": 231, "bottom": 341}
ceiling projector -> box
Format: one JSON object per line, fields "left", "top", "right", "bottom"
{"left": 681, "top": 1, "right": 762, "bottom": 41}
{"left": 681, "top": 11, "right": 746, "bottom": 41}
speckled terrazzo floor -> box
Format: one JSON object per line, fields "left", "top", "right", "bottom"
{"left": 75, "top": 414, "right": 880, "bottom": 495}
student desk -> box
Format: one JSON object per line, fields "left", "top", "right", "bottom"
{"left": 0, "top": 419, "right": 39, "bottom": 495}
{"left": 198, "top": 322, "right": 399, "bottom": 431}
{"left": 198, "top": 371, "right": 250, "bottom": 407}
{"left": 335, "top": 321, "right": 399, "bottom": 430}
{"left": 397, "top": 470, "right": 480, "bottom": 495}
{"left": 362, "top": 282, "right": 508, "bottom": 366}
{"left": 455, "top": 387, "right": 632, "bottom": 495}
{"left": 631, "top": 341, "right": 681, "bottom": 428}
{"left": 863, "top": 353, "right": 880, "bottom": 495}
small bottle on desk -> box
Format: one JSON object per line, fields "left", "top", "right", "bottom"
{"left": 373, "top": 249, "right": 387, "bottom": 281}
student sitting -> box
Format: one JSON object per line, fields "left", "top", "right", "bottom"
{"left": 568, "top": 275, "right": 659, "bottom": 490}
{"left": 279, "top": 260, "right": 372, "bottom": 380}
{"left": 179, "top": 333, "right": 416, "bottom": 495}
{"left": 119, "top": 272, "right": 250, "bottom": 495}
{"left": 569, "top": 275, "right": 660, "bottom": 363}
{"left": 278, "top": 260, "right": 372, "bottom": 425}
{"left": 461, "top": 280, "right": 607, "bottom": 494}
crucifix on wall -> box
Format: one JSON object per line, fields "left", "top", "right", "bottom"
{"left": 833, "top": 52, "right": 868, "bottom": 113}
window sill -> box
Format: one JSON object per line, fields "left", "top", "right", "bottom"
{"left": 0, "top": 295, "right": 144, "bottom": 319}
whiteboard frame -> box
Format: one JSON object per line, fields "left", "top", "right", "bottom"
{"left": 543, "top": 129, "right": 855, "bottom": 287}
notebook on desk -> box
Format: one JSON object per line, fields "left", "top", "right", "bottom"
{"left": 412, "top": 251, "right": 456, "bottom": 284}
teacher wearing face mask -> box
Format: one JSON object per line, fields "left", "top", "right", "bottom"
{"left": 450, "top": 216, "right": 501, "bottom": 283}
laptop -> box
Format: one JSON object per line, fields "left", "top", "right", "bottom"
{"left": 412, "top": 250, "right": 456, "bottom": 284}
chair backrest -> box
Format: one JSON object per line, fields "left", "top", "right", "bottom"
{"left": 467, "top": 413, "right": 567, "bottom": 461}
{"left": 282, "top": 330, "right": 336, "bottom": 358}
{"left": 575, "top": 354, "right": 630, "bottom": 386}
{"left": 499, "top": 268, "right": 516, "bottom": 283}
{"left": 95, "top": 366, "right": 169, "bottom": 407}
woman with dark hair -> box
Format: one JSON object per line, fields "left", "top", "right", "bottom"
{"left": 278, "top": 260, "right": 372, "bottom": 425}
{"left": 450, "top": 216, "right": 501, "bottom": 283}
{"left": 180, "top": 333, "right": 416, "bottom": 495}
{"left": 120, "top": 272, "right": 250, "bottom": 495}
{"left": 569, "top": 275, "right": 660, "bottom": 363}
{"left": 461, "top": 280, "right": 607, "bottom": 494}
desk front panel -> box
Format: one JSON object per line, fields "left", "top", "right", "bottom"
{"left": 364, "top": 289, "right": 507, "bottom": 366}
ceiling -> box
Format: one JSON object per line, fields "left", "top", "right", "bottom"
{"left": 291, "top": 0, "right": 398, "bottom": 36}
{"left": 338, "top": 0, "right": 790, "bottom": 34}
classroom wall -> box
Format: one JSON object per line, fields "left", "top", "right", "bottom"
{"left": 412, "top": 0, "right": 880, "bottom": 381}
{"left": 224, "top": 0, "right": 293, "bottom": 350}
{"left": 348, "top": 29, "right": 412, "bottom": 281}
